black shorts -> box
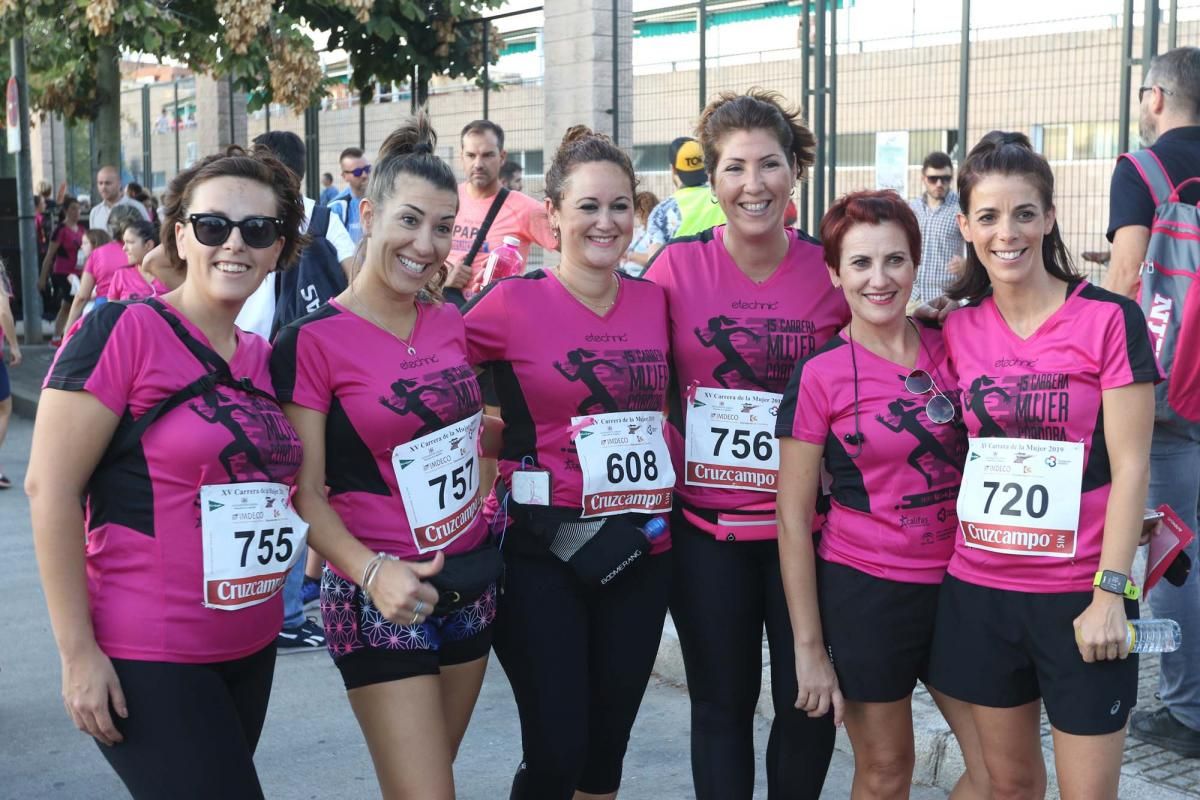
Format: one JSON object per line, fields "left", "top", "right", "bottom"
{"left": 817, "top": 558, "right": 940, "bottom": 703}
{"left": 927, "top": 574, "right": 1139, "bottom": 735}
{"left": 319, "top": 568, "right": 495, "bottom": 691}
{"left": 49, "top": 272, "right": 72, "bottom": 302}
{"left": 0, "top": 359, "right": 9, "bottom": 402}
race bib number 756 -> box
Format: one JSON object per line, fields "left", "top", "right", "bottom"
{"left": 957, "top": 437, "right": 1084, "bottom": 558}
{"left": 685, "top": 387, "right": 781, "bottom": 492}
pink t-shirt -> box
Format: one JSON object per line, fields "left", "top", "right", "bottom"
{"left": 52, "top": 223, "right": 86, "bottom": 275}
{"left": 84, "top": 241, "right": 130, "bottom": 297}
{"left": 463, "top": 270, "right": 673, "bottom": 538}
{"left": 108, "top": 266, "right": 167, "bottom": 301}
{"left": 778, "top": 322, "right": 966, "bottom": 583}
{"left": 645, "top": 226, "right": 850, "bottom": 519}
{"left": 45, "top": 300, "right": 302, "bottom": 663}
{"left": 450, "top": 185, "right": 556, "bottom": 282}
{"left": 943, "top": 281, "right": 1160, "bottom": 592}
{"left": 271, "top": 299, "right": 488, "bottom": 567}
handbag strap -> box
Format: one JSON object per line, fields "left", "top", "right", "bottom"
{"left": 462, "top": 187, "right": 510, "bottom": 268}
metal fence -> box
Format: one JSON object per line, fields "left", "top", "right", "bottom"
{"left": 35, "top": 0, "right": 1200, "bottom": 278}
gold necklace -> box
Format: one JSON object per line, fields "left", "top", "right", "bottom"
{"left": 555, "top": 268, "right": 619, "bottom": 311}
{"left": 347, "top": 284, "right": 419, "bottom": 355}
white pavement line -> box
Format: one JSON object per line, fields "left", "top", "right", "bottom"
{"left": 651, "top": 613, "right": 1194, "bottom": 799}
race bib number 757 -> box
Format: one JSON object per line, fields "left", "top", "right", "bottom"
{"left": 957, "top": 437, "right": 1084, "bottom": 558}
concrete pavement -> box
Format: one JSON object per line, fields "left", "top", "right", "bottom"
{"left": 0, "top": 413, "right": 944, "bottom": 799}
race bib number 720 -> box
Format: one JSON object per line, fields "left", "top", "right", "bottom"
{"left": 957, "top": 437, "right": 1084, "bottom": 558}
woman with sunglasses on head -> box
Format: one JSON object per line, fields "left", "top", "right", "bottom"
{"left": 775, "top": 190, "right": 989, "bottom": 800}
{"left": 642, "top": 89, "right": 845, "bottom": 800}
{"left": 108, "top": 220, "right": 167, "bottom": 301}
{"left": 271, "top": 114, "right": 500, "bottom": 800}
{"left": 926, "top": 132, "right": 1158, "bottom": 800}
{"left": 27, "top": 145, "right": 309, "bottom": 798}
{"left": 463, "top": 125, "right": 673, "bottom": 800}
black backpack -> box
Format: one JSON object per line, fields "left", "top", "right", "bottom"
{"left": 271, "top": 205, "right": 347, "bottom": 338}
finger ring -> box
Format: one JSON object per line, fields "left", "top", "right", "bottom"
{"left": 414, "top": 600, "right": 426, "bottom": 616}
{"left": 410, "top": 612, "right": 420, "bottom": 626}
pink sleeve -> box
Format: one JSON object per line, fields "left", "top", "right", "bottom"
{"left": 787, "top": 368, "right": 833, "bottom": 445}
{"left": 83, "top": 249, "right": 98, "bottom": 276}
{"left": 272, "top": 325, "right": 334, "bottom": 414}
{"left": 1099, "top": 301, "right": 1161, "bottom": 390}
{"left": 44, "top": 303, "right": 140, "bottom": 416}
{"left": 523, "top": 201, "right": 558, "bottom": 250}
{"left": 463, "top": 282, "right": 510, "bottom": 365}
{"left": 642, "top": 245, "right": 675, "bottom": 294}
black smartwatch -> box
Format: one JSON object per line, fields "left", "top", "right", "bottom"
{"left": 1093, "top": 570, "right": 1140, "bottom": 600}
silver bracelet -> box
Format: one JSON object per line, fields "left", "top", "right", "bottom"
{"left": 361, "top": 552, "right": 398, "bottom": 607}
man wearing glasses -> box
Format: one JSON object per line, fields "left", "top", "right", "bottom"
{"left": 1105, "top": 46, "right": 1200, "bottom": 759}
{"left": 907, "top": 151, "right": 963, "bottom": 309}
{"left": 329, "top": 146, "right": 371, "bottom": 244}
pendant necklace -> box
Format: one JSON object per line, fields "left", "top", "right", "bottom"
{"left": 348, "top": 285, "right": 419, "bottom": 355}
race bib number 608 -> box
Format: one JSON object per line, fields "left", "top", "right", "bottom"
{"left": 956, "top": 437, "right": 1084, "bottom": 558}
{"left": 573, "top": 411, "right": 676, "bottom": 518}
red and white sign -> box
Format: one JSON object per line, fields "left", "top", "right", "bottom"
{"left": 574, "top": 410, "right": 675, "bottom": 518}
{"left": 200, "top": 482, "right": 308, "bottom": 610}
{"left": 957, "top": 437, "right": 1083, "bottom": 558}
{"left": 393, "top": 411, "right": 483, "bottom": 553}
{"left": 685, "top": 387, "right": 781, "bottom": 492}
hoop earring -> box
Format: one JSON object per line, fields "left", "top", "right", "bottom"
{"left": 709, "top": 194, "right": 719, "bottom": 205}
{"left": 789, "top": 186, "right": 796, "bottom": 198}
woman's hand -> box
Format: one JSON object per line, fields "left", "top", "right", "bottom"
{"left": 61, "top": 644, "right": 127, "bottom": 746}
{"left": 368, "top": 551, "right": 444, "bottom": 626}
{"left": 8, "top": 345, "right": 21, "bottom": 367}
{"left": 794, "top": 641, "right": 844, "bottom": 726}
{"left": 1073, "top": 592, "right": 1130, "bottom": 662}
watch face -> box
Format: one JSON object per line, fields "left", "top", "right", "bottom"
{"left": 1101, "top": 572, "right": 1125, "bottom": 592}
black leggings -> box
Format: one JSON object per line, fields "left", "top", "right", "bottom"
{"left": 98, "top": 644, "right": 276, "bottom": 800}
{"left": 493, "top": 537, "right": 671, "bottom": 799}
{"left": 670, "top": 514, "right": 835, "bottom": 800}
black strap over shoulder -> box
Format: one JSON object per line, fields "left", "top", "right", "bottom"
{"left": 462, "top": 187, "right": 510, "bottom": 269}
{"left": 97, "top": 299, "right": 277, "bottom": 469}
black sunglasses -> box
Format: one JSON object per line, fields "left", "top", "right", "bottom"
{"left": 188, "top": 214, "right": 284, "bottom": 249}
{"left": 343, "top": 164, "right": 371, "bottom": 178}
{"left": 905, "top": 369, "right": 956, "bottom": 424}
{"left": 924, "top": 174, "right": 953, "bottom": 184}
{"left": 1138, "top": 85, "right": 1176, "bottom": 103}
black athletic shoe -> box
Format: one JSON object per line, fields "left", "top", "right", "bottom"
{"left": 276, "top": 617, "right": 325, "bottom": 654}
{"left": 1130, "top": 707, "right": 1200, "bottom": 758}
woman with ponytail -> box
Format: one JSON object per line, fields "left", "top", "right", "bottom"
{"left": 272, "top": 112, "right": 500, "bottom": 800}
{"left": 928, "top": 131, "right": 1158, "bottom": 799}
{"left": 463, "top": 125, "right": 673, "bottom": 799}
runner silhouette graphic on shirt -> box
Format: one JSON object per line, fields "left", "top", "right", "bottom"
{"left": 694, "top": 316, "right": 767, "bottom": 389}
{"left": 379, "top": 377, "right": 449, "bottom": 437}
{"left": 554, "top": 349, "right": 622, "bottom": 414}
{"left": 875, "top": 397, "right": 960, "bottom": 489}
{"left": 189, "top": 390, "right": 272, "bottom": 482}
{"left": 968, "top": 375, "right": 1010, "bottom": 437}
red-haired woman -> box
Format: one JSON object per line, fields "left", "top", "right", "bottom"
{"left": 776, "top": 190, "right": 989, "bottom": 799}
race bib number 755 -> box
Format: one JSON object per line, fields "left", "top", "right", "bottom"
{"left": 200, "top": 482, "right": 308, "bottom": 610}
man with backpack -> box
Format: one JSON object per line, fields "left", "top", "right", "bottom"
{"left": 1105, "top": 46, "right": 1200, "bottom": 757}
{"left": 238, "top": 131, "right": 357, "bottom": 654}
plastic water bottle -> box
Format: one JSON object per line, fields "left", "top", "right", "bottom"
{"left": 641, "top": 516, "right": 668, "bottom": 542}
{"left": 479, "top": 235, "right": 524, "bottom": 288}
{"left": 1127, "top": 619, "right": 1182, "bottom": 653}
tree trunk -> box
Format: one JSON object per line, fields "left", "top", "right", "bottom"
{"left": 92, "top": 41, "right": 121, "bottom": 184}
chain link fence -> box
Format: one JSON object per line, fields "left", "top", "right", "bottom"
{"left": 33, "top": 0, "right": 1200, "bottom": 282}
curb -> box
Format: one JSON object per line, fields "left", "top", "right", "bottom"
{"left": 652, "top": 614, "right": 1193, "bottom": 799}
